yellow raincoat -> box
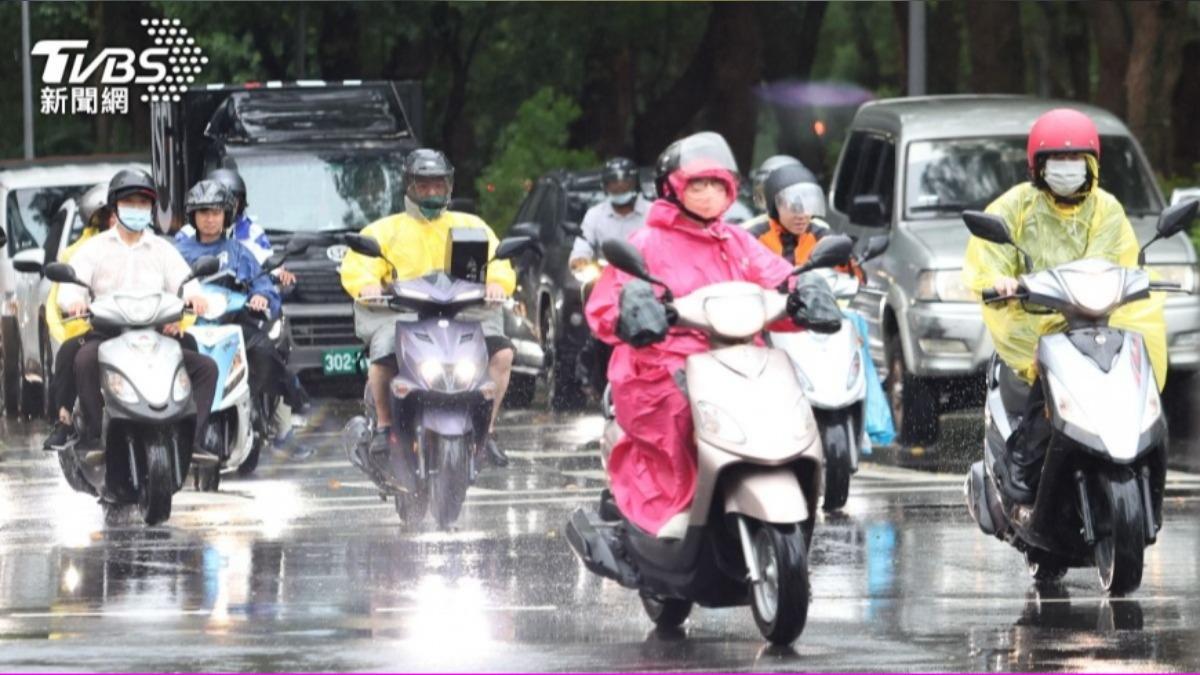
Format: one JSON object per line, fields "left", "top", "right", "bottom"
{"left": 340, "top": 210, "right": 516, "bottom": 298}
{"left": 45, "top": 226, "right": 100, "bottom": 345}
{"left": 962, "top": 174, "right": 1168, "bottom": 391}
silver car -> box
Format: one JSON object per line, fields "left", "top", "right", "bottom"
{"left": 824, "top": 96, "right": 1200, "bottom": 445}
{"left": 0, "top": 160, "right": 149, "bottom": 418}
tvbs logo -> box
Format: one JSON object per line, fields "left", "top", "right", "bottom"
{"left": 33, "top": 18, "right": 206, "bottom": 114}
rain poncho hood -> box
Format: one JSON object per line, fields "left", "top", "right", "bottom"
{"left": 585, "top": 198, "right": 797, "bottom": 534}
{"left": 962, "top": 180, "right": 1167, "bottom": 390}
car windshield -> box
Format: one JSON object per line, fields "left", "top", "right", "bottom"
{"left": 904, "top": 136, "right": 1161, "bottom": 220}
{"left": 5, "top": 185, "right": 89, "bottom": 253}
{"left": 232, "top": 151, "right": 406, "bottom": 233}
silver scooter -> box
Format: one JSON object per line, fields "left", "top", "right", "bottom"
{"left": 45, "top": 257, "right": 219, "bottom": 525}
{"left": 566, "top": 235, "right": 851, "bottom": 645}
{"left": 769, "top": 234, "right": 889, "bottom": 511}
{"left": 341, "top": 233, "right": 535, "bottom": 529}
{"left": 964, "top": 200, "right": 1198, "bottom": 595}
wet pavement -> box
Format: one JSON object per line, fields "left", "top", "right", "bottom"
{"left": 3, "top": 401, "right": 1200, "bottom": 672}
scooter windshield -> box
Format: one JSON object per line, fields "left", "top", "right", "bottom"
{"left": 1022, "top": 259, "right": 1148, "bottom": 320}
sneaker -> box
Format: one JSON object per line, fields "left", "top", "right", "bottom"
{"left": 484, "top": 434, "right": 509, "bottom": 468}
{"left": 43, "top": 421, "right": 76, "bottom": 452}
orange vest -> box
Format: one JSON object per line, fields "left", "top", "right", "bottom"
{"left": 757, "top": 218, "right": 862, "bottom": 279}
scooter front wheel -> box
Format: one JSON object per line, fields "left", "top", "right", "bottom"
{"left": 1093, "top": 469, "right": 1146, "bottom": 595}
{"left": 640, "top": 593, "right": 692, "bottom": 629}
{"left": 394, "top": 489, "right": 429, "bottom": 525}
{"left": 821, "top": 419, "right": 852, "bottom": 511}
{"left": 429, "top": 435, "right": 470, "bottom": 530}
{"left": 749, "top": 523, "right": 810, "bottom": 645}
{"left": 138, "top": 434, "right": 174, "bottom": 526}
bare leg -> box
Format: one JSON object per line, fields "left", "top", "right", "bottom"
{"left": 369, "top": 362, "right": 396, "bottom": 427}
{"left": 487, "top": 348, "right": 514, "bottom": 432}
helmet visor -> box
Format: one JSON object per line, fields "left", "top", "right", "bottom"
{"left": 775, "top": 183, "right": 826, "bottom": 219}
{"left": 675, "top": 131, "right": 739, "bottom": 177}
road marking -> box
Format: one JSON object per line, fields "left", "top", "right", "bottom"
{"left": 374, "top": 604, "right": 557, "bottom": 614}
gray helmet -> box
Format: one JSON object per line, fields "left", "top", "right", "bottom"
{"left": 78, "top": 183, "right": 111, "bottom": 230}
{"left": 764, "top": 164, "right": 825, "bottom": 221}
{"left": 107, "top": 168, "right": 157, "bottom": 208}
{"left": 185, "top": 179, "right": 235, "bottom": 231}
{"left": 404, "top": 149, "right": 455, "bottom": 219}
{"left": 752, "top": 155, "right": 815, "bottom": 211}
{"left": 207, "top": 168, "right": 247, "bottom": 215}
{"left": 601, "top": 157, "right": 638, "bottom": 187}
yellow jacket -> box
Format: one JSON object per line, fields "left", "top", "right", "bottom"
{"left": 45, "top": 226, "right": 99, "bottom": 344}
{"left": 962, "top": 177, "right": 1167, "bottom": 390}
{"left": 340, "top": 210, "right": 516, "bottom": 297}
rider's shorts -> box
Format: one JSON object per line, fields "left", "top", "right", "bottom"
{"left": 354, "top": 304, "right": 510, "bottom": 364}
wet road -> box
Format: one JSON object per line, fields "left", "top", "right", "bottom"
{"left": 3, "top": 403, "right": 1200, "bottom": 672}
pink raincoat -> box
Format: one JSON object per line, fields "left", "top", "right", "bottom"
{"left": 586, "top": 198, "right": 797, "bottom": 534}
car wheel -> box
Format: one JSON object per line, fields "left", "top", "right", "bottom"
{"left": 885, "top": 333, "right": 939, "bottom": 446}
{"left": 39, "top": 318, "right": 53, "bottom": 420}
{"left": 542, "top": 303, "right": 583, "bottom": 411}
{"left": 0, "top": 317, "right": 19, "bottom": 417}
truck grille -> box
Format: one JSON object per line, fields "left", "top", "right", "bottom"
{"left": 295, "top": 268, "right": 350, "bottom": 303}
{"left": 289, "top": 315, "right": 358, "bottom": 347}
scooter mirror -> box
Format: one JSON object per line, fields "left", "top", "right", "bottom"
{"left": 509, "top": 222, "right": 540, "bottom": 240}
{"left": 795, "top": 234, "right": 853, "bottom": 274}
{"left": 44, "top": 262, "right": 82, "bottom": 285}
{"left": 962, "top": 210, "right": 1013, "bottom": 246}
{"left": 856, "top": 234, "right": 890, "bottom": 264}
{"left": 494, "top": 236, "right": 536, "bottom": 260}
{"left": 601, "top": 239, "right": 656, "bottom": 284}
{"left": 343, "top": 233, "right": 383, "bottom": 258}
{"left": 1156, "top": 199, "right": 1199, "bottom": 239}
{"left": 190, "top": 256, "right": 221, "bottom": 277}
{"left": 285, "top": 235, "right": 315, "bottom": 255}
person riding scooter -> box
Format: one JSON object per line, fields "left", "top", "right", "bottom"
{"left": 584, "top": 131, "right": 837, "bottom": 536}
{"left": 340, "top": 148, "right": 517, "bottom": 468}
{"left": 741, "top": 155, "right": 817, "bottom": 232}
{"left": 43, "top": 182, "right": 111, "bottom": 450}
{"left": 175, "top": 179, "right": 314, "bottom": 459}
{"left": 962, "top": 108, "right": 1168, "bottom": 507}
{"left": 58, "top": 169, "right": 219, "bottom": 455}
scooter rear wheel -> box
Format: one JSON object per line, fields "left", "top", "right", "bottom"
{"left": 821, "top": 419, "right": 852, "bottom": 511}
{"left": 138, "top": 435, "right": 174, "bottom": 526}
{"left": 1093, "top": 469, "right": 1145, "bottom": 595}
{"left": 640, "top": 593, "right": 692, "bottom": 628}
{"left": 750, "top": 523, "right": 810, "bottom": 645}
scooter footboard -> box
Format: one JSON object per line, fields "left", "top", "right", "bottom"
{"left": 721, "top": 465, "right": 810, "bottom": 524}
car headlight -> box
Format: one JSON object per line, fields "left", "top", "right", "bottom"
{"left": 173, "top": 367, "right": 192, "bottom": 402}
{"left": 419, "top": 359, "right": 445, "bottom": 389}
{"left": 1149, "top": 264, "right": 1198, "bottom": 294}
{"left": 453, "top": 359, "right": 478, "bottom": 386}
{"left": 115, "top": 295, "right": 161, "bottom": 324}
{"left": 916, "top": 270, "right": 975, "bottom": 302}
{"left": 696, "top": 400, "right": 746, "bottom": 446}
{"left": 104, "top": 371, "right": 140, "bottom": 404}
{"left": 573, "top": 263, "right": 603, "bottom": 284}
{"left": 267, "top": 318, "right": 284, "bottom": 341}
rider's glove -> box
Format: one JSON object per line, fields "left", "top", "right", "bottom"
{"left": 788, "top": 273, "right": 842, "bottom": 334}
{"left": 617, "top": 280, "right": 671, "bottom": 347}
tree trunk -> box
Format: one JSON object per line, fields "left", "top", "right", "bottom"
{"left": 1062, "top": 1, "right": 1092, "bottom": 101}
{"left": 926, "top": 0, "right": 962, "bottom": 95}
{"left": 705, "top": 3, "right": 761, "bottom": 170}
{"left": 1125, "top": 1, "right": 1185, "bottom": 171}
{"left": 964, "top": 1, "right": 1025, "bottom": 94}
{"left": 1171, "top": 38, "right": 1200, "bottom": 174}
{"left": 1087, "top": 1, "right": 1129, "bottom": 117}
{"left": 572, "top": 40, "right": 634, "bottom": 157}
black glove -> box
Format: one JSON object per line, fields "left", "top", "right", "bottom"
{"left": 617, "top": 280, "right": 670, "bottom": 347}
{"left": 788, "top": 273, "right": 843, "bottom": 334}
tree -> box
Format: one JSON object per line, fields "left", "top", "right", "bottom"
{"left": 964, "top": 1, "right": 1025, "bottom": 94}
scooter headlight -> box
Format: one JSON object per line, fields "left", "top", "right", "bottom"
{"left": 115, "top": 294, "right": 161, "bottom": 324}
{"left": 104, "top": 371, "right": 140, "bottom": 404}
{"left": 1141, "top": 383, "right": 1163, "bottom": 433}
{"left": 173, "top": 367, "right": 192, "bottom": 402}
{"left": 573, "top": 262, "right": 603, "bottom": 285}
{"left": 419, "top": 359, "right": 446, "bottom": 389}
{"left": 1047, "top": 371, "right": 1091, "bottom": 433}
{"left": 453, "top": 359, "right": 478, "bottom": 387}
{"left": 696, "top": 400, "right": 746, "bottom": 446}
{"left": 846, "top": 349, "right": 862, "bottom": 389}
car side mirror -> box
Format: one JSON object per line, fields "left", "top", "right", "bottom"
{"left": 1170, "top": 187, "right": 1200, "bottom": 207}
{"left": 855, "top": 234, "right": 890, "bottom": 264}
{"left": 794, "top": 234, "right": 854, "bottom": 274}
{"left": 849, "top": 195, "right": 887, "bottom": 227}
{"left": 343, "top": 233, "right": 383, "bottom": 258}
{"left": 493, "top": 236, "right": 538, "bottom": 261}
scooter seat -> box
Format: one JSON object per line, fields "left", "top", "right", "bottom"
{"left": 998, "top": 363, "right": 1032, "bottom": 414}
{"left": 655, "top": 512, "right": 689, "bottom": 540}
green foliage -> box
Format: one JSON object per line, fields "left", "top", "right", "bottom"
{"left": 475, "top": 87, "right": 597, "bottom": 233}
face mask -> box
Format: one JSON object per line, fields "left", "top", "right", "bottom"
{"left": 117, "top": 206, "right": 153, "bottom": 232}
{"left": 1043, "top": 158, "right": 1088, "bottom": 197}
{"left": 417, "top": 195, "right": 449, "bottom": 220}
{"left": 609, "top": 191, "right": 637, "bottom": 207}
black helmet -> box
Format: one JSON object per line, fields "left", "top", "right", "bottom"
{"left": 207, "top": 168, "right": 247, "bottom": 215}
{"left": 654, "top": 131, "right": 738, "bottom": 200}
{"left": 601, "top": 157, "right": 637, "bottom": 187}
{"left": 404, "top": 148, "right": 455, "bottom": 219}
{"left": 185, "top": 179, "right": 235, "bottom": 230}
{"left": 78, "top": 183, "right": 111, "bottom": 230}
{"left": 107, "top": 168, "right": 156, "bottom": 207}
{"left": 764, "top": 164, "right": 825, "bottom": 221}
{"left": 752, "top": 155, "right": 815, "bottom": 211}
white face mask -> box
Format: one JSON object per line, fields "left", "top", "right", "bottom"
{"left": 1043, "top": 158, "right": 1088, "bottom": 197}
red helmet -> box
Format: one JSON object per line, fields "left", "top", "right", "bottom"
{"left": 1027, "top": 108, "right": 1100, "bottom": 173}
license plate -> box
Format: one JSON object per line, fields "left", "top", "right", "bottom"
{"left": 322, "top": 347, "right": 364, "bottom": 376}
